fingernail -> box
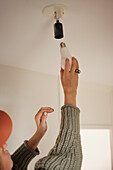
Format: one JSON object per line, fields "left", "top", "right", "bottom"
{"left": 44, "top": 112, "right": 47, "bottom": 115}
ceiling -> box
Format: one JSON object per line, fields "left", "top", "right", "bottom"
{"left": 0, "top": 0, "right": 113, "bottom": 86}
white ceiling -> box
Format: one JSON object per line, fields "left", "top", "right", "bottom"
{"left": 0, "top": 0, "right": 113, "bottom": 86}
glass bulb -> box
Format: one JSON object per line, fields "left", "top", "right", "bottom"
{"left": 60, "top": 42, "right": 72, "bottom": 69}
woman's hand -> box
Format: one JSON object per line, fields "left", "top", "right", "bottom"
{"left": 60, "top": 57, "right": 79, "bottom": 106}
{"left": 35, "top": 107, "right": 54, "bottom": 137}
{"left": 60, "top": 57, "right": 79, "bottom": 94}
{"left": 27, "top": 107, "right": 54, "bottom": 150}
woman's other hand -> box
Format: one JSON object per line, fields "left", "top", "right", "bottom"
{"left": 35, "top": 107, "right": 54, "bottom": 138}
{"left": 27, "top": 107, "right": 54, "bottom": 150}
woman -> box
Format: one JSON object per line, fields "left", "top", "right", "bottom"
{"left": 0, "top": 57, "right": 83, "bottom": 170}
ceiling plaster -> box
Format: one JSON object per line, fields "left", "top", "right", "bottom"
{"left": 0, "top": 0, "right": 113, "bottom": 86}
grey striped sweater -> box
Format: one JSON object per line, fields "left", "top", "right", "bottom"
{"left": 11, "top": 104, "right": 83, "bottom": 170}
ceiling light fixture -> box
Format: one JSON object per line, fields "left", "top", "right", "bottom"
{"left": 42, "top": 4, "right": 67, "bottom": 39}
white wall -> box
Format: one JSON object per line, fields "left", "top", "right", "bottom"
{"left": 78, "top": 79, "right": 113, "bottom": 129}
{"left": 0, "top": 65, "right": 60, "bottom": 169}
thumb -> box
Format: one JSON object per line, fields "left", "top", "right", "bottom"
{"left": 60, "top": 67, "right": 64, "bottom": 81}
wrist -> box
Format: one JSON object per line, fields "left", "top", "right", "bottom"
{"left": 27, "top": 131, "right": 43, "bottom": 151}
{"left": 64, "top": 93, "right": 77, "bottom": 106}
{"left": 35, "top": 130, "right": 44, "bottom": 139}
{"left": 64, "top": 89, "right": 77, "bottom": 95}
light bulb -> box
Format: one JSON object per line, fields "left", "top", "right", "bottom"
{"left": 60, "top": 42, "right": 72, "bottom": 69}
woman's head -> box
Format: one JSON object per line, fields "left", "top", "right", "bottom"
{"left": 0, "top": 110, "right": 12, "bottom": 147}
{"left": 0, "top": 110, "right": 13, "bottom": 169}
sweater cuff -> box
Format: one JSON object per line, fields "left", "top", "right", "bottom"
{"left": 11, "top": 140, "right": 40, "bottom": 169}
{"left": 61, "top": 104, "right": 80, "bottom": 112}
{"left": 60, "top": 104, "right": 80, "bottom": 132}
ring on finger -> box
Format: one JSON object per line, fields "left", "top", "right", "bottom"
{"left": 75, "top": 69, "right": 81, "bottom": 74}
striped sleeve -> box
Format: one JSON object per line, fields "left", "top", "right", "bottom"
{"left": 11, "top": 140, "right": 40, "bottom": 170}
{"left": 35, "top": 104, "right": 83, "bottom": 170}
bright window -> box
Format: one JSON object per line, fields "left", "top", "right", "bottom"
{"left": 80, "top": 129, "right": 112, "bottom": 170}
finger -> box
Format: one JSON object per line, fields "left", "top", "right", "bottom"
{"left": 60, "top": 67, "right": 64, "bottom": 73}
{"left": 60, "top": 67, "right": 64, "bottom": 81}
{"left": 41, "top": 113, "right": 48, "bottom": 126}
{"left": 71, "top": 57, "right": 79, "bottom": 74}
{"left": 39, "top": 107, "right": 54, "bottom": 111}
{"left": 37, "top": 107, "right": 54, "bottom": 117}
{"left": 64, "top": 58, "right": 70, "bottom": 75}
{"left": 35, "top": 108, "right": 54, "bottom": 125}
{"left": 2, "top": 143, "right": 7, "bottom": 151}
